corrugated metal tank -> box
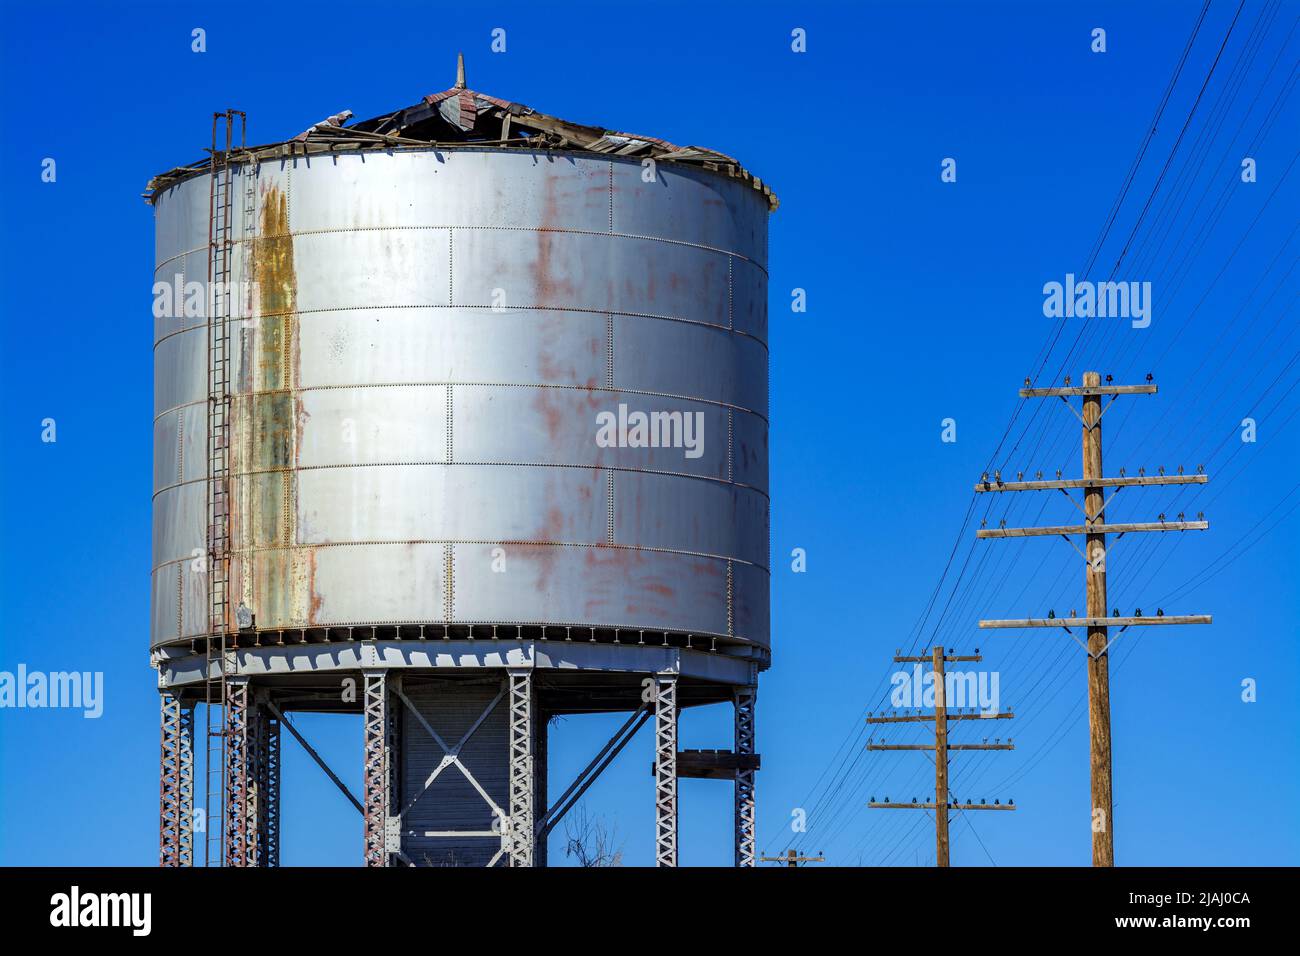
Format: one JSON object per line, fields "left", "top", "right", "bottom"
{"left": 151, "top": 147, "right": 769, "bottom": 651}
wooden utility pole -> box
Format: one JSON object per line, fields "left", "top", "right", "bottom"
{"left": 1082, "top": 372, "right": 1112, "bottom": 866}
{"left": 759, "top": 849, "right": 824, "bottom": 867}
{"left": 932, "top": 646, "right": 950, "bottom": 865}
{"left": 975, "top": 371, "right": 1211, "bottom": 866}
{"left": 867, "top": 647, "right": 1015, "bottom": 867}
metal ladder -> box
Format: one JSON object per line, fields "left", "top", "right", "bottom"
{"left": 204, "top": 109, "right": 245, "bottom": 867}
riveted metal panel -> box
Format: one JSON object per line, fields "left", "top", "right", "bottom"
{"left": 297, "top": 308, "right": 607, "bottom": 389}
{"left": 288, "top": 150, "right": 611, "bottom": 234}
{"left": 152, "top": 404, "right": 207, "bottom": 494}
{"left": 152, "top": 483, "right": 205, "bottom": 567}
{"left": 451, "top": 228, "right": 730, "bottom": 325}
{"left": 730, "top": 258, "right": 769, "bottom": 343}
{"left": 153, "top": 175, "right": 210, "bottom": 268}
{"left": 180, "top": 559, "right": 206, "bottom": 640}
{"left": 610, "top": 159, "right": 768, "bottom": 267}
{"left": 151, "top": 567, "right": 180, "bottom": 645}
{"left": 453, "top": 385, "right": 732, "bottom": 480}
{"left": 296, "top": 464, "right": 607, "bottom": 546}
{"left": 178, "top": 403, "right": 207, "bottom": 486}
{"left": 732, "top": 560, "right": 771, "bottom": 645}
{"left": 615, "top": 472, "right": 768, "bottom": 568}
{"left": 300, "top": 543, "right": 447, "bottom": 626}
{"left": 151, "top": 147, "right": 770, "bottom": 650}
{"left": 454, "top": 542, "right": 732, "bottom": 637}
{"left": 153, "top": 410, "right": 180, "bottom": 493}
{"left": 613, "top": 313, "right": 767, "bottom": 414}
{"left": 154, "top": 326, "right": 206, "bottom": 417}
{"left": 293, "top": 385, "right": 448, "bottom": 467}
{"left": 732, "top": 411, "right": 769, "bottom": 493}
{"left": 292, "top": 230, "right": 452, "bottom": 313}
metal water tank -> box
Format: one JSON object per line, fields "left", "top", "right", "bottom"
{"left": 149, "top": 63, "right": 774, "bottom": 868}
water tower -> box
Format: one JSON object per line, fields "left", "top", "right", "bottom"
{"left": 147, "top": 57, "right": 774, "bottom": 867}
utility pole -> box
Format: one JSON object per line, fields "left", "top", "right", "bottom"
{"left": 974, "top": 371, "right": 1211, "bottom": 866}
{"left": 759, "top": 849, "right": 825, "bottom": 868}
{"left": 867, "top": 646, "right": 1015, "bottom": 866}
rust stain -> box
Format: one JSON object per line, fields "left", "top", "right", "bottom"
{"left": 247, "top": 182, "right": 308, "bottom": 626}
{"left": 306, "top": 548, "right": 324, "bottom": 625}
{"left": 531, "top": 388, "right": 564, "bottom": 442}
{"left": 532, "top": 173, "right": 576, "bottom": 307}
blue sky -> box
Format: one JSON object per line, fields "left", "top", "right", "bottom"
{"left": 1, "top": 0, "right": 1296, "bottom": 866}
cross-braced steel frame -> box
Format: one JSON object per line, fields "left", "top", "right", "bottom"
{"left": 654, "top": 673, "right": 679, "bottom": 867}
{"left": 734, "top": 685, "right": 757, "bottom": 867}
{"left": 223, "top": 677, "right": 250, "bottom": 866}
{"left": 161, "top": 658, "right": 759, "bottom": 868}
{"left": 247, "top": 700, "right": 280, "bottom": 867}
{"left": 393, "top": 682, "right": 512, "bottom": 866}
{"left": 507, "top": 669, "right": 535, "bottom": 867}
{"left": 363, "top": 671, "right": 392, "bottom": 867}
{"left": 159, "top": 692, "right": 194, "bottom": 866}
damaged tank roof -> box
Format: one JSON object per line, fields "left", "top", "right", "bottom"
{"left": 144, "top": 54, "right": 778, "bottom": 210}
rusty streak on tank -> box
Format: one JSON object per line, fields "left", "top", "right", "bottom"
{"left": 244, "top": 183, "right": 311, "bottom": 627}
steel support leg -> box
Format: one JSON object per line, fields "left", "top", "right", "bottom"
{"left": 734, "top": 685, "right": 757, "bottom": 868}
{"left": 534, "top": 701, "right": 548, "bottom": 868}
{"left": 363, "top": 671, "right": 391, "bottom": 867}
{"left": 223, "top": 677, "right": 250, "bottom": 867}
{"left": 247, "top": 697, "right": 280, "bottom": 867}
{"left": 159, "top": 692, "right": 194, "bottom": 867}
{"left": 178, "top": 700, "right": 195, "bottom": 866}
{"left": 654, "top": 674, "right": 678, "bottom": 867}
{"left": 507, "top": 669, "right": 535, "bottom": 867}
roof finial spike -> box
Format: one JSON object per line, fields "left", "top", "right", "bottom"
{"left": 455, "top": 51, "right": 466, "bottom": 89}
